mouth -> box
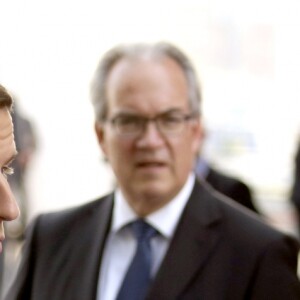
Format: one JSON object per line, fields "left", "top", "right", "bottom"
{"left": 135, "top": 161, "right": 168, "bottom": 174}
{"left": 136, "top": 162, "right": 166, "bottom": 168}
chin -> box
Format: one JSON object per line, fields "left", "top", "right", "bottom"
{"left": 136, "top": 182, "right": 175, "bottom": 201}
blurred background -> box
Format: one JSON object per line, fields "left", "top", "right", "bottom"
{"left": 0, "top": 0, "right": 300, "bottom": 295}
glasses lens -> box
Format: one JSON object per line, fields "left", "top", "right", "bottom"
{"left": 110, "top": 112, "right": 193, "bottom": 136}
{"left": 158, "top": 114, "right": 187, "bottom": 134}
{"left": 113, "top": 115, "right": 143, "bottom": 135}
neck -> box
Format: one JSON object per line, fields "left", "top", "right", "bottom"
{"left": 122, "top": 190, "right": 177, "bottom": 217}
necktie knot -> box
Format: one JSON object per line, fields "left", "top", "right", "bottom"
{"left": 131, "top": 219, "right": 157, "bottom": 242}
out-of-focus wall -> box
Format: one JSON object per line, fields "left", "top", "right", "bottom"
{"left": 0, "top": 0, "right": 299, "bottom": 221}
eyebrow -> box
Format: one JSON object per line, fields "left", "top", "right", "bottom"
{"left": 115, "top": 108, "right": 187, "bottom": 117}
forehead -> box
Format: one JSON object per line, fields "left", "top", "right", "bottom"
{"left": 0, "top": 108, "right": 16, "bottom": 165}
{"left": 106, "top": 56, "right": 189, "bottom": 113}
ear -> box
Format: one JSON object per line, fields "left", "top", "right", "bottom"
{"left": 94, "top": 121, "right": 108, "bottom": 156}
{"left": 190, "top": 119, "right": 203, "bottom": 155}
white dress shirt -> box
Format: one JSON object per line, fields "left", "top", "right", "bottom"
{"left": 97, "top": 173, "right": 196, "bottom": 300}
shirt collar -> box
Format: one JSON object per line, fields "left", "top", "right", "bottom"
{"left": 111, "top": 173, "right": 196, "bottom": 239}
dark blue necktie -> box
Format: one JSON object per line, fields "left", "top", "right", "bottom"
{"left": 116, "top": 219, "right": 157, "bottom": 300}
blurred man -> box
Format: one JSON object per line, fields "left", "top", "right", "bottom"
{"left": 6, "top": 43, "right": 300, "bottom": 299}
{"left": 195, "top": 129, "right": 259, "bottom": 214}
{"left": 290, "top": 139, "right": 300, "bottom": 235}
{"left": 195, "top": 156, "right": 259, "bottom": 213}
{"left": 0, "top": 84, "right": 20, "bottom": 290}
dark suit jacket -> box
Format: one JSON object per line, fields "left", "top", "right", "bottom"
{"left": 205, "top": 167, "right": 259, "bottom": 214}
{"left": 291, "top": 142, "right": 300, "bottom": 210}
{"left": 5, "top": 180, "right": 300, "bottom": 300}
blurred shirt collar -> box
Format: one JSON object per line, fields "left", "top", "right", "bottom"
{"left": 111, "top": 172, "right": 196, "bottom": 239}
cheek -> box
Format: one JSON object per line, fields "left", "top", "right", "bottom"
{"left": 105, "top": 136, "right": 133, "bottom": 162}
{"left": 0, "top": 177, "right": 13, "bottom": 204}
{"left": 172, "top": 134, "right": 199, "bottom": 166}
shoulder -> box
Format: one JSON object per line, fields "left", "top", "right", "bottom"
{"left": 192, "top": 180, "right": 299, "bottom": 251}
{"left": 27, "top": 194, "right": 113, "bottom": 240}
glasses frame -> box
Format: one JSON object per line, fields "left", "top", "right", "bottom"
{"left": 106, "top": 110, "right": 197, "bottom": 137}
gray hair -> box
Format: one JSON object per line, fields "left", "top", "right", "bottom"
{"left": 0, "top": 84, "right": 13, "bottom": 111}
{"left": 90, "top": 42, "right": 202, "bottom": 122}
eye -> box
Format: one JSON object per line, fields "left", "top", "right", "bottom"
{"left": 160, "top": 114, "right": 183, "bottom": 128}
{"left": 113, "top": 115, "right": 144, "bottom": 133}
{"left": 1, "top": 166, "right": 14, "bottom": 179}
{"left": 116, "top": 115, "right": 140, "bottom": 126}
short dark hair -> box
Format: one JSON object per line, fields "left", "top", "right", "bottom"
{"left": 0, "top": 84, "right": 13, "bottom": 110}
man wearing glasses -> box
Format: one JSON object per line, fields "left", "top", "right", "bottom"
{"left": 6, "top": 43, "right": 300, "bottom": 299}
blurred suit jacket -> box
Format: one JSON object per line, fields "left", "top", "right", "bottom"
{"left": 195, "top": 157, "right": 259, "bottom": 214}
{"left": 291, "top": 142, "right": 300, "bottom": 210}
{"left": 5, "top": 179, "right": 300, "bottom": 300}
{"left": 205, "top": 167, "right": 259, "bottom": 214}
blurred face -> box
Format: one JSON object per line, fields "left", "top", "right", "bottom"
{"left": 0, "top": 107, "right": 19, "bottom": 252}
{"left": 95, "top": 56, "right": 202, "bottom": 216}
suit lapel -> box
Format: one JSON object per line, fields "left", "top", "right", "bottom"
{"left": 147, "top": 181, "right": 223, "bottom": 300}
{"left": 68, "top": 195, "right": 114, "bottom": 300}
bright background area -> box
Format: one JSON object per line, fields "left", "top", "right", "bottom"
{"left": 0, "top": 0, "right": 299, "bottom": 221}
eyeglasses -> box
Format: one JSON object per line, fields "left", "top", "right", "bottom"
{"left": 106, "top": 110, "right": 196, "bottom": 137}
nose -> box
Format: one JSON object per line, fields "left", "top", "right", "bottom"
{"left": 136, "top": 121, "right": 165, "bottom": 148}
{"left": 0, "top": 179, "right": 20, "bottom": 221}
